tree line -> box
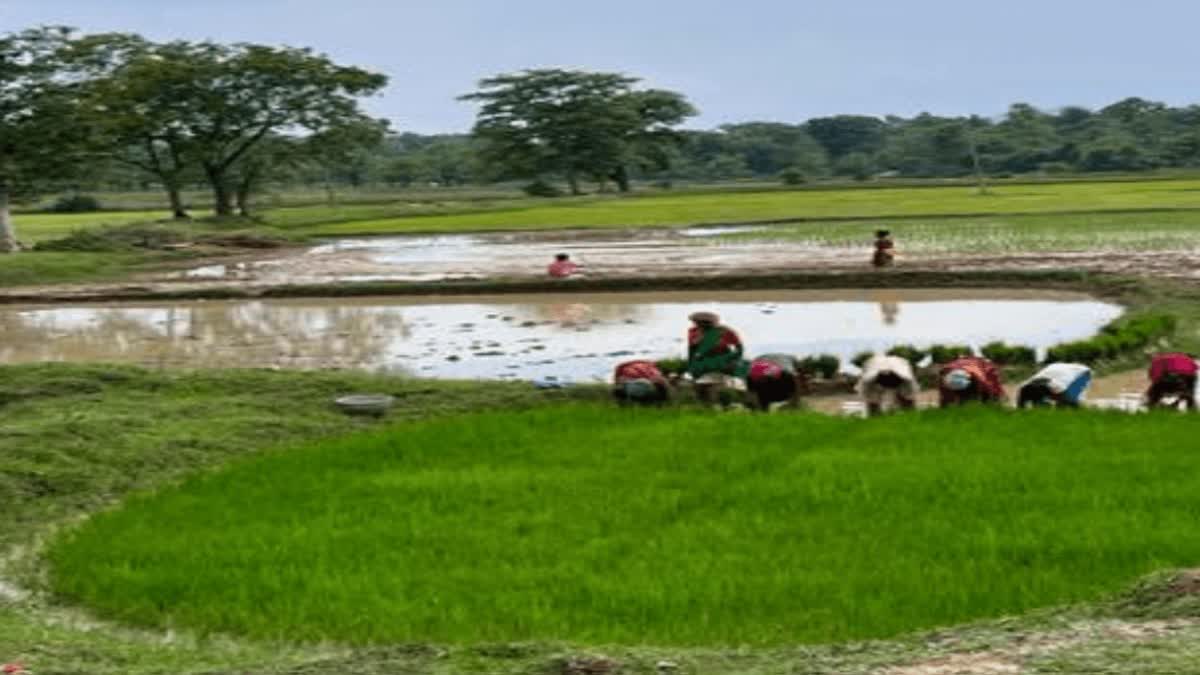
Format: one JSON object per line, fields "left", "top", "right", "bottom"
{"left": 6, "top": 25, "right": 1200, "bottom": 253}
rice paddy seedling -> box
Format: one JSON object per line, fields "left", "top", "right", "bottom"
{"left": 48, "top": 405, "right": 1200, "bottom": 646}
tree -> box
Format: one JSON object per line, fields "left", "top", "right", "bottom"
{"left": 805, "top": 115, "right": 886, "bottom": 162}
{"left": 0, "top": 27, "right": 92, "bottom": 252}
{"left": 74, "top": 34, "right": 201, "bottom": 219}
{"left": 720, "top": 123, "right": 830, "bottom": 178}
{"left": 87, "top": 39, "right": 387, "bottom": 216}
{"left": 298, "top": 118, "right": 388, "bottom": 207}
{"left": 461, "top": 69, "right": 695, "bottom": 194}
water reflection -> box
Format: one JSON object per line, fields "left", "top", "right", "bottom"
{"left": 0, "top": 290, "right": 1122, "bottom": 382}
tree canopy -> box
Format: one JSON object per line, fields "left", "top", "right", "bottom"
{"left": 460, "top": 69, "right": 696, "bottom": 194}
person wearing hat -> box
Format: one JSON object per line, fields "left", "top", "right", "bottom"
{"left": 1017, "top": 362, "right": 1092, "bottom": 408}
{"left": 858, "top": 353, "right": 919, "bottom": 416}
{"left": 686, "top": 311, "right": 748, "bottom": 402}
{"left": 872, "top": 229, "right": 896, "bottom": 268}
{"left": 612, "top": 359, "right": 671, "bottom": 405}
{"left": 1146, "top": 352, "right": 1198, "bottom": 410}
{"left": 939, "top": 355, "right": 1006, "bottom": 407}
{"left": 746, "top": 353, "right": 806, "bottom": 411}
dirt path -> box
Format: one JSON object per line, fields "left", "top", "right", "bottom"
{"left": 879, "top": 617, "right": 1197, "bottom": 674}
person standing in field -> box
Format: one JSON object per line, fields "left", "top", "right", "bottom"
{"left": 548, "top": 253, "right": 580, "bottom": 278}
{"left": 858, "top": 353, "right": 919, "bottom": 416}
{"left": 686, "top": 311, "right": 748, "bottom": 403}
{"left": 746, "top": 353, "right": 806, "bottom": 411}
{"left": 1146, "top": 352, "right": 1198, "bottom": 410}
{"left": 612, "top": 359, "right": 671, "bottom": 405}
{"left": 939, "top": 355, "right": 1006, "bottom": 407}
{"left": 872, "top": 229, "right": 896, "bottom": 267}
{"left": 1017, "top": 363, "right": 1092, "bottom": 408}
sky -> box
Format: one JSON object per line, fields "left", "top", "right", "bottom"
{"left": 4, "top": 0, "right": 1200, "bottom": 134}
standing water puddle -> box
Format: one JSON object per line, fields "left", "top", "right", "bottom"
{"left": 177, "top": 227, "right": 805, "bottom": 284}
{"left": 0, "top": 289, "right": 1120, "bottom": 382}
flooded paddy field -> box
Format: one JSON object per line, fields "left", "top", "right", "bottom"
{"left": 163, "top": 227, "right": 1200, "bottom": 291}
{"left": 0, "top": 288, "right": 1121, "bottom": 383}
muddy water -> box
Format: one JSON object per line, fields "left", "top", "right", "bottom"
{"left": 175, "top": 228, "right": 840, "bottom": 284}
{"left": 0, "top": 289, "right": 1120, "bottom": 382}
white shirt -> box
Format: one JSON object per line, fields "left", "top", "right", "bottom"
{"left": 1022, "top": 363, "right": 1091, "bottom": 395}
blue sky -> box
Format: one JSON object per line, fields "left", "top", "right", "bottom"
{"left": 3, "top": 0, "right": 1198, "bottom": 133}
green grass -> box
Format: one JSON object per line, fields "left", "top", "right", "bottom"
{"left": 722, "top": 210, "right": 1200, "bottom": 253}
{"left": 288, "top": 179, "right": 1200, "bottom": 236}
{"left": 48, "top": 404, "right": 1200, "bottom": 647}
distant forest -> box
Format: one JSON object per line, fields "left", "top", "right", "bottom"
{"left": 74, "top": 97, "right": 1200, "bottom": 195}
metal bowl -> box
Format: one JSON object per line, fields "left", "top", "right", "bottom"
{"left": 334, "top": 394, "right": 395, "bottom": 416}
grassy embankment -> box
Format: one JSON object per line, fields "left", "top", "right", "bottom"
{"left": 6, "top": 274, "right": 1200, "bottom": 672}
{"left": 6, "top": 178, "right": 1200, "bottom": 288}
{"left": 46, "top": 404, "right": 1200, "bottom": 647}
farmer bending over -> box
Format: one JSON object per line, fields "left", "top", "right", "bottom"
{"left": 548, "top": 253, "right": 580, "bottom": 278}
{"left": 1147, "top": 352, "right": 1198, "bottom": 411}
{"left": 612, "top": 360, "right": 671, "bottom": 405}
{"left": 746, "top": 353, "right": 806, "bottom": 411}
{"left": 939, "top": 355, "right": 1006, "bottom": 407}
{"left": 686, "top": 311, "right": 748, "bottom": 403}
{"left": 1017, "top": 363, "right": 1092, "bottom": 408}
{"left": 858, "top": 354, "right": 918, "bottom": 416}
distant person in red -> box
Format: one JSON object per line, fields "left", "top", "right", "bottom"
{"left": 612, "top": 360, "right": 670, "bottom": 405}
{"left": 1147, "top": 352, "right": 1198, "bottom": 410}
{"left": 548, "top": 253, "right": 580, "bottom": 278}
{"left": 872, "top": 229, "right": 896, "bottom": 268}
{"left": 939, "top": 355, "right": 1006, "bottom": 407}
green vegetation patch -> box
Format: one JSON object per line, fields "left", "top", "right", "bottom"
{"left": 49, "top": 405, "right": 1200, "bottom": 647}
{"left": 294, "top": 179, "right": 1200, "bottom": 236}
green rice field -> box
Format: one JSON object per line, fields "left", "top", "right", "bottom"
{"left": 49, "top": 404, "right": 1200, "bottom": 647}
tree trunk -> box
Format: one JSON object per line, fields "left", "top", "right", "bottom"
{"left": 611, "top": 165, "right": 631, "bottom": 193}
{"left": 0, "top": 183, "right": 18, "bottom": 253}
{"left": 167, "top": 184, "right": 189, "bottom": 220}
{"left": 206, "top": 165, "right": 234, "bottom": 217}
{"left": 566, "top": 171, "right": 582, "bottom": 196}
{"left": 236, "top": 177, "right": 252, "bottom": 218}
{"left": 968, "top": 136, "right": 989, "bottom": 196}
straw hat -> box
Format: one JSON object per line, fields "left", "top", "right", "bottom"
{"left": 689, "top": 311, "right": 719, "bottom": 324}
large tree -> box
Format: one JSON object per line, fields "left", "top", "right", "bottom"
{"left": 461, "top": 69, "right": 695, "bottom": 194}
{"left": 85, "top": 38, "right": 387, "bottom": 216}
{"left": 0, "top": 27, "right": 92, "bottom": 252}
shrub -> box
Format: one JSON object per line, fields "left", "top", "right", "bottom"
{"left": 654, "top": 358, "right": 687, "bottom": 376}
{"left": 851, "top": 351, "right": 875, "bottom": 369}
{"left": 799, "top": 354, "right": 840, "bottom": 379}
{"left": 34, "top": 224, "right": 187, "bottom": 252}
{"left": 779, "top": 167, "right": 807, "bottom": 186}
{"left": 980, "top": 342, "right": 1037, "bottom": 366}
{"left": 887, "top": 345, "right": 928, "bottom": 365}
{"left": 929, "top": 344, "right": 974, "bottom": 364}
{"left": 45, "top": 194, "right": 102, "bottom": 213}
{"left": 1039, "top": 162, "right": 1073, "bottom": 175}
{"left": 522, "top": 179, "right": 564, "bottom": 198}
{"left": 1045, "top": 313, "right": 1176, "bottom": 365}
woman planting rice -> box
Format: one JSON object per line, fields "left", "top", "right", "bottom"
{"left": 858, "top": 354, "right": 919, "bottom": 416}
{"left": 1146, "top": 352, "right": 1198, "bottom": 411}
{"left": 746, "top": 353, "right": 805, "bottom": 411}
{"left": 686, "top": 311, "right": 748, "bottom": 403}
{"left": 611, "top": 359, "right": 671, "bottom": 405}
{"left": 1017, "top": 363, "right": 1092, "bottom": 408}
{"left": 939, "top": 355, "right": 1006, "bottom": 407}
